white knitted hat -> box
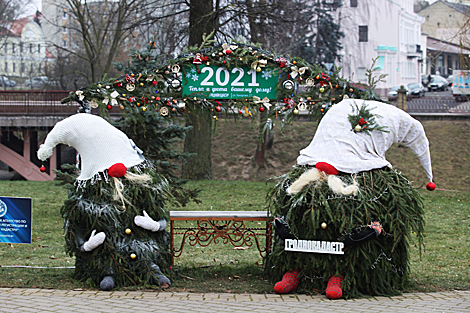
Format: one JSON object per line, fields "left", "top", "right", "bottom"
{"left": 37, "top": 113, "right": 145, "bottom": 181}
{"left": 296, "top": 99, "right": 433, "bottom": 182}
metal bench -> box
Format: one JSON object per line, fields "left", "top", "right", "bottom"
{"left": 169, "top": 211, "right": 272, "bottom": 265}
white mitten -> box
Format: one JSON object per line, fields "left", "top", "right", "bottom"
{"left": 83, "top": 230, "right": 106, "bottom": 252}
{"left": 134, "top": 210, "right": 160, "bottom": 232}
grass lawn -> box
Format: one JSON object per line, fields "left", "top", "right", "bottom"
{"left": 0, "top": 180, "right": 468, "bottom": 294}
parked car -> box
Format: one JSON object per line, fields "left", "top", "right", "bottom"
{"left": 0, "top": 76, "right": 17, "bottom": 87}
{"left": 407, "top": 82, "right": 426, "bottom": 97}
{"left": 387, "top": 85, "right": 409, "bottom": 101}
{"left": 25, "top": 76, "right": 60, "bottom": 89}
{"left": 446, "top": 75, "right": 454, "bottom": 86}
{"left": 428, "top": 75, "right": 448, "bottom": 91}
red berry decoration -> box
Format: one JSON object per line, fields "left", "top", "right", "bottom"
{"left": 223, "top": 60, "right": 227, "bottom": 64}
{"left": 259, "top": 107, "right": 265, "bottom": 112}
{"left": 39, "top": 166, "right": 46, "bottom": 172}
{"left": 152, "top": 81, "right": 157, "bottom": 86}
{"left": 107, "top": 104, "right": 112, "bottom": 110}
{"left": 215, "top": 105, "right": 222, "bottom": 112}
{"left": 426, "top": 182, "right": 436, "bottom": 191}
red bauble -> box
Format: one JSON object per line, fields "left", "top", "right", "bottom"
{"left": 106, "top": 104, "right": 112, "bottom": 110}
{"left": 259, "top": 107, "right": 265, "bottom": 112}
{"left": 39, "top": 166, "right": 46, "bottom": 172}
{"left": 152, "top": 81, "right": 157, "bottom": 86}
{"left": 426, "top": 182, "right": 436, "bottom": 191}
{"left": 315, "top": 162, "right": 339, "bottom": 175}
{"left": 225, "top": 49, "right": 231, "bottom": 55}
{"left": 108, "top": 163, "right": 127, "bottom": 178}
{"left": 238, "top": 110, "right": 242, "bottom": 114}
{"left": 215, "top": 105, "right": 222, "bottom": 112}
{"left": 223, "top": 60, "right": 227, "bottom": 64}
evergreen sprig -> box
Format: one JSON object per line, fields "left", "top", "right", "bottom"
{"left": 348, "top": 102, "right": 390, "bottom": 135}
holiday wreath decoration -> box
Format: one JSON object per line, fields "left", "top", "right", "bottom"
{"left": 61, "top": 41, "right": 383, "bottom": 129}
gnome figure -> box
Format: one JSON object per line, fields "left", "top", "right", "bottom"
{"left": 264, "top": 99, "right": 434, "bottom": 299}
{"left": 38, "top": 113, "right": 172, "bottom": 291}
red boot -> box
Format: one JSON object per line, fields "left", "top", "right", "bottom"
{"left": 325, "top": 275, "right": 343, "bottom": 299}
{"left": 274, "top": 269, "right": 300, "bottom": 294}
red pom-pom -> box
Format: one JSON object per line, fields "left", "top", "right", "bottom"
{"left": 39, "top": 166, "right": 46, "bottom": 172}
{"left": 426, "top": 182, "right": 436, "bottom": 191}
{"left": 108, "top": 163, "right": 127, "bottom": 178}
{"left": 315, "top": 162, "right": 339, "bottom": 175}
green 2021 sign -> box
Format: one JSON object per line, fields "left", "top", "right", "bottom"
{"left": 182, "top": 65, "right": 279, "bottom": 100}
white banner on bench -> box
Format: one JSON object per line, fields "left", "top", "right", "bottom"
{"left": 285, "top": 239, "right": 344, "bottom": 255}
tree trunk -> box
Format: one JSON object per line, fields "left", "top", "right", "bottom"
{"left": 182, "top": 0, "right": 214, "bottom": 180}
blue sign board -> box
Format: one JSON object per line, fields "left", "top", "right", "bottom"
{"left": 0, "top": 197, "right": 32, "bottom": 244}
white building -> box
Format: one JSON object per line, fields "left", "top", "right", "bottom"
{"left": 335, "top": 0, "right": 424, "bottom": 97}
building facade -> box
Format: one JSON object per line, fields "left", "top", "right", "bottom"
{"left": 335, "top": 0, "right": 424, "bottom": 96}
{"left": 0, "top": 15, "right": 51, "bottom": 79}
{"left": 418, "top": 0, "right": 470, "bottom": 77}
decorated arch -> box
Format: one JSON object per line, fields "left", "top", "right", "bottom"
{"left": 63, "top": 42, "right": 381, "bottom": 126}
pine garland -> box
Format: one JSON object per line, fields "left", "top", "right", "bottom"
{"left": 264, "top": 165, "right": 425, "bottom": 298}
{"left": 59, "top": 167, "right": 173, "bottom": 288}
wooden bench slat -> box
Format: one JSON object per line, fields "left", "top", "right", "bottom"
{"left": 169, "top": 210, "right": 269, "bottom": 219}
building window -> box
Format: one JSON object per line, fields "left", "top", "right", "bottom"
{"left": 30, "top": 64, "right": 34, "bottom": 73}
{"left": 357, "top": 67, "right": 366, "bottom": 81}
{"left": 21, "top": 63, "right": 25, "bottom": 73}
{"left": 350, "top": 0, "right": 358, "bottom": 7}
{"left": 4, "top": 62, "right": 8, "bottom": 73}
{"left": 62, "top": 40, "right": 67, "bottom": 48}
{"left": 359, "top": 26, "right": 368, "bottom": 42}
{"left": 30, "top": 43, "right": 33, "bottom": 53}
{"left": 20, "top": 43, "right": 23, "bottom": 53}
{"left": 4, "top": 43, "right": 7, "bottom": 53}
{"left": 39, "top": 63, "right": 42, "bottom": 72}
{"left": 13, "top": 63, "right": 16, "bottom": 72}
{"left": 38, "top": 44, "right": 41, "bottom": 53}
{"left": 63, "top": 10, "right": 68, "bottom": 19}
{"left": 12, "top": 43, "right": 15, "bottom": 53}
{"left": 62, "top": 26, "right": 67, "bottom": 34}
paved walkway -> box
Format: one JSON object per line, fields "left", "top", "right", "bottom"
{"left": 0, "top": 288, "right": 469, "bottom": 312}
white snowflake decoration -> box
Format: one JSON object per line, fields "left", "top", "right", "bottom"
{"left": 191, "top": 74, "right": 199, "bottom": 81}
{"left": 261, "top": 69, "right": 273, "bottom": 80}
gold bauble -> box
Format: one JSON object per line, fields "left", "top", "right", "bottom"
{"left": 243, "top": 112, "right": 250, "bottom": 118}
{"left": 142, "top": 106, "right": 147, "bottom": 112}
{"left": 130, "top": 253, "right": 137, "bottom": 259}
{"left": 125, "top": 228, "right": 131, "bottom": 235}
{"left": 319, "top": 87, "right": 325, "bottom": 93}
{"left": 355, "top": 125, "right": 362, "bottom": 132}
{"left": 293, "top": 109, "right": 299, "bottom": 115}
{"left": 256, "top": 67, "right": 262, "bottom": 72}
{"left": 321, "top": 222, "right": 327, "bottom": 229}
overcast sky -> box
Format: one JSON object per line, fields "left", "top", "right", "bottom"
{"left": 19, "top": 0, "right": 42, "bottom": 18}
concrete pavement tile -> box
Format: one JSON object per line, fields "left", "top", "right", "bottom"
{"left": 280, "top": 294, "right": 301, "bottom": 301}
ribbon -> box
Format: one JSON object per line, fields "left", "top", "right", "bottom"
{"left": 75, "top": 90, "right": 84, "bottom": 101}
{"left": 290, "top": 66, "right": 308, "bottom": 79}
{"left": 251, "top": 59, "right": 267, "bottom": 71}
{"left": 253, "top": 96, "right": 271, "bottom": 110}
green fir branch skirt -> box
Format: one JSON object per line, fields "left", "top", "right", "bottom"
{"left": 60, "top": 169, "right": 172, "bottom": 288}
{"left": 264, "top": 165, "right": 425, "bottom": 298}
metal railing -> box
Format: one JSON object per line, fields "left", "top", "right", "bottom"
{"left": 0, "top": 90, "right": 79, "bottom": 116}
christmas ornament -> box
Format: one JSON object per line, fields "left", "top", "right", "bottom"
{"left": 283, "top": 80, "right": 294, "bottom": 91}
{"left": 321, "top": 222, "right": 327, "bottom": 229}
{"left": 130, "top": 253, "right": 137, "bottom": 259}
{"left": 355, "top": 125, "right": 362, "bottom": 132}
{"left": 259, "top": 107, "right": 265, "bottom": 112}
{"left": 293, "top": 109, "right": 299, "bottom": 115}
{"left": 215, "top": 105, "right": 222, "bottom": 112}
{"left": 90, "top": 100, "right": 99, "bottom": 109}
{"left": 171, "top": 79, "right": 181, "bottom": 89}
{"left": 426, "top": 182, "right": 436, "bottom": 191}
{"left": 125, "top": 228, "right": 131, "bottom": 235}
{"left": 290, "top": 66, "right": 308, "bottom": 79}
{"left": 160, "top": 107, "right": 169, "bottom": 116}
{"left": 171, "top": 64, "right": 181, "bottom": 73}
{"left": 106, "top": 104, "right": 112, "bottom": 110}
{"left": 75, "top": 90, "right": 85, "bottom": 101}
{"left": 142, "top": 106, "right": 147, "bottom": 112}
{"left": 305, "top": 78, "right": 315, "bottom": 86}
{"left": 253, "top": 96, "right": 271, "bottom": 110}
{"left": 40, "top": 165, "right": 46, "bottom": 172}
{"left": 152, "top": 81, "right": 157, "bottom": 86}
